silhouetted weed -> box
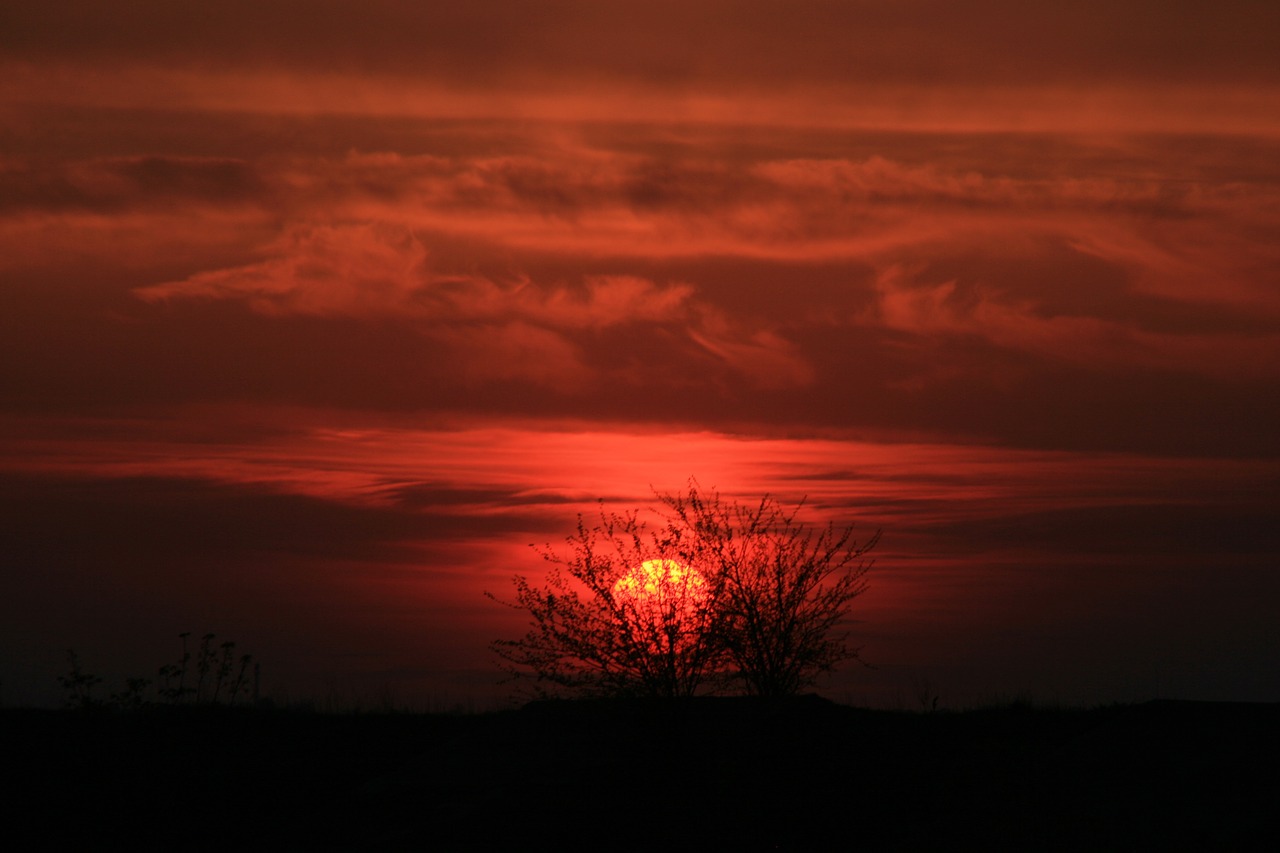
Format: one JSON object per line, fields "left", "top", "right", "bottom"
{"left": 60, "top": 631, "right": 257, "bottom": 710}
{"left": 56, "top": 650, "right": 104, "bottom": 709}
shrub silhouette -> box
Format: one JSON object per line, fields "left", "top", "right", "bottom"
{"left": 489, "top": 482, "right": 878, "bottom": 698}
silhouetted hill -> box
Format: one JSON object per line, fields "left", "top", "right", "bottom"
{"left": 5, "top": 698, "right": 1276, "bottom": 850}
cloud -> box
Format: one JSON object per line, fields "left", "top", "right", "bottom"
{"left": 6, "top": 2, "right": 1279, "bottom": 89}
{"left": 753, "top": 155, "right": 1210, "bottom": 217}
{"left": 133, "top": 222, "right": 812, "bottom": 394}
{"left": 6, "top": 1, "right": 1279, "bottom": 144}
{"left": 3, "top": 103, "right": 1278, "bottom": 453}
{"left": 136, "top": 223, "right": 431, "bottom": 316}
{"left": 1069, "top": 223, "right": 1280, "bottom": 314}
{"left": 687, "top": 317, "right": 813, "bottom": 390}
{"left": 0, "top": 155, "right": 266, "bottom": 215}
{"left": 868, "top": 263, "right": 1280, "bottom": 381}
{"left": 284, "top": 148, "right": 1280, "bottom": 269}
{"left": 24, "top": 143, "right": 1265, "bottom": 283}
{"left": 135, "top": 224, "right": 699, "bottom": 323}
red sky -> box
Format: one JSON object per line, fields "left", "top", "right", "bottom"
{"left": 2, "top": 1, "right": 1278, "bottom": 708}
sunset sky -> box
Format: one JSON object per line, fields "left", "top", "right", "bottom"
{"left": 3, "top": 1, "right": 1278, "bottom": 708}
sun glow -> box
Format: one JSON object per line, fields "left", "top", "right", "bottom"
{"left": 612, "top": 558, "right": 709, "bottom": 627}
{"left": 612, "top": 559, "right": 706, "bottom": 601}
{"left": 610, "top": 559, "right": 709, "bottom": 654}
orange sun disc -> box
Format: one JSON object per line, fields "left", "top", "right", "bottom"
{"left": 612, "top": 559, "right": 706, "bottom": 601}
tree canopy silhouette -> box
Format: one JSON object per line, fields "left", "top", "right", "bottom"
{"left": 489, "top": 482, "right": 879, "bottom": 698}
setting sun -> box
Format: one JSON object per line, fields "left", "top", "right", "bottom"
{"left": 610, "top": 559, "right": 709, "bottom": 641}
{"left": 612, "top": 559, "right": 706, "bottom": 602}
{"left": 607, "top": 558, "right": 710, "bottom": 659}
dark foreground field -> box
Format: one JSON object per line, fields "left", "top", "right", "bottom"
{"left": 4, "top": 697, "right": 1277, "bottom": 851}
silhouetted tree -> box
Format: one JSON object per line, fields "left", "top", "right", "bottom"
{"left": 660, "top": 485, "right": 879, "bottom": 697}
{"left": 489, "top": 504, "right": 725, "bottom": 698}
{"left": 490, "top": 482, "right": 878, "bottom": 698}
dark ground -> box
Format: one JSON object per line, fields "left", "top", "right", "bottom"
{"left": 4, "top": 697, "right": 1277, "bottom": 851}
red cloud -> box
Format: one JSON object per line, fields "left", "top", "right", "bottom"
{"left": 134, "top": 222, "right": 814, "bottom": 393}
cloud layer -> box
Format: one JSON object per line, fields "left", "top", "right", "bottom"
{"left": 4, "top": 123, "right": 1278, "bottom": 454}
